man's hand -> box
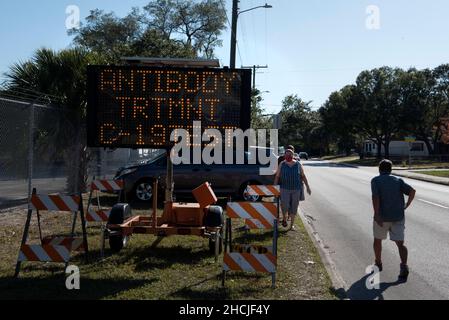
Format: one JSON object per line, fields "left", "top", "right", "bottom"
{"left": 405, "top": 189, "right": 416, "bottom": 210}
{"left": 374, "top": 215, "right": 383, "bottom": 227}
{"left": 306, "top": 186, "right": 312, "bottom": 195}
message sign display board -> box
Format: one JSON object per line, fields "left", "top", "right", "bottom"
{"left": 87, "top": 65, "right": 252, "bottom": 148}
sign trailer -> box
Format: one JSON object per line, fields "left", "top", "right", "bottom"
{"left": 86, "top": 63, "right": 252, "bottom": 259}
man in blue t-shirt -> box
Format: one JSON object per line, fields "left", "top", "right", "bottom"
{"left": 371, "top": 160, "right": 416, "bottom": 281}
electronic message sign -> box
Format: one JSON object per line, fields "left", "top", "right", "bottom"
{"left": 87, "top": 65, "right": 252, "bottom": 148}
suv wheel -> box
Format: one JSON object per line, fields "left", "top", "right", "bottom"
{"left": 134, "top": 180, "right": 153, "bottom": 202}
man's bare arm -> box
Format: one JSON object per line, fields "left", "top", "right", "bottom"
{"left": 300, "top": 165, "right": 311, "bottom": 195}
{"left": 405, "top": 189, "right": 416, "bottom": 210}
{"left": 372, "top": 196, "right": 383, "bottom": 227}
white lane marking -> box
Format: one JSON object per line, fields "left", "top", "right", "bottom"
{"left": 418, "top": 199, "right": 449, "bottom": 209}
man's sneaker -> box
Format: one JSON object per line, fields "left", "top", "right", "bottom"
{"left": 374, "top": 262, "right": 383, "bottom": 272}
{"left": 399, "top": 264, "right": 409, "bottom": 281}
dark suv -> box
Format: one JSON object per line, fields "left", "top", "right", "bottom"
{"left": 299, "top": 152, "right": 309, "bottom": 160}
{"left": 115, "top": 148, "right": 277, "bottom": 202}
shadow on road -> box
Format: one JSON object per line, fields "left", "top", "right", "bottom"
{"left": 346, "top": 274, "right": 405, "bottom": 300}
{"left": 302, "top": 162, "right": 357, "bottom": 169}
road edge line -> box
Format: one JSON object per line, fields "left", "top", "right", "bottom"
{"left": 298, "top": 209, "right": 348, "bottom": 300}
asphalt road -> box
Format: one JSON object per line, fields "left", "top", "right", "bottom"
{"left": 0, "top": 178, "right": 66, "bottom": 208}
{"left": 301, "top": 160, "right": 449, "bottom": 300}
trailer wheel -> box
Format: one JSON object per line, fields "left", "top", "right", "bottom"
{"left": 107, "top": 204, "right": 132, "bottom": 253}
{"left": 205, "top": 206, "right": 224, "bottom": 255}
{"left": 109, "top": 235, "right": 126, "bottom": 253}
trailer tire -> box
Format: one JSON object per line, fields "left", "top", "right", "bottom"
{"left": 109, "top": 235, "right": 125, "bottom": 253}
{"left": 108, "top": 204, "right": 132, "bottom": 253}
{"left": 204, "top": 206, "right": 224, "bottom": 228}
{"left": 205, "top": 206, "right": 224, "bottom": 255}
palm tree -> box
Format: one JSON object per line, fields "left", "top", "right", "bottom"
{"left": 3, "top": 48, "right": 98, "bottom": 194}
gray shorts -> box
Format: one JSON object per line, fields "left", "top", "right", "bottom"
{"left": 280, "top": 189, "right": 301, "bottom": 216}
{"left": 373, "top": 219, "right": 405, "bottom": 242}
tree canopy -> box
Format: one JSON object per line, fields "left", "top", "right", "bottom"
{"left": 316, "top": 65, "right": 449, "bottom": 157}
{"left": 68, "top": 0, "right": 227, "bottom": 62}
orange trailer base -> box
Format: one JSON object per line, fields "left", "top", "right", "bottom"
{"left": 108, "top": 215, "right": 220, "bottom": 238}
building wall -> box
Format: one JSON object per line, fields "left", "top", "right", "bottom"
{"left": 363, "top": 140, "right": 430, "bottom": 157}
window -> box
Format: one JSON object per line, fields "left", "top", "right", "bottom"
{"left": 410, "top": 143, "right": 424, "bottom": 152}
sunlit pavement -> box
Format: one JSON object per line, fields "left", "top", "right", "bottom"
{"left": 300, "top": 160, "right": 449, "bottom": 300}
{"left": 0, "top": 178, "right": 66, "bottom": 207}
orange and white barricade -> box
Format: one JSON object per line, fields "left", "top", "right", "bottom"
{"left": 41, "top": 236, "right": 86, "bottom": 251}
{"left": 227, "top": 202, "right": 278, "bottom": 229}
{"left": 86, "top": 178, "right": 125, "bottom": 256}
{"left": 14, "top": 189, "right": 88, "bottom": 277}
{"left": 242, "top": 185, "right": 280, "bottom": 229}
{"left": 245, "top": 185, "right": 280, "bottom": 198}
{"left": 222, "top": 185, "right": 280, "bottom": 288}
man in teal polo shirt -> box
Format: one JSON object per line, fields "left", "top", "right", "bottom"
{"left": 371, "top": 160, "right": 416, "bottom": 281}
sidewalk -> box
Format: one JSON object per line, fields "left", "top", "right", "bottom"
{"left": 392, "top": 170, "right": 449, "bottom": 186}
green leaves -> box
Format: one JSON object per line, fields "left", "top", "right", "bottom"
{"left": 319, "top": 65, "right": 449, "bottom": 157}
{"left": 69, "top": 0, "right": 227, "bottom": 62}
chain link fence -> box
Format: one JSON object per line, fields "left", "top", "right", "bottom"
{"left": 0, "top": 94, "right": 162, "bottom": 209}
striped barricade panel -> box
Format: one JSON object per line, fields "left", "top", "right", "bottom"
{"left": 86, "top": 208, "right": 111, "bottom": 222}
{"left": 231, "top": 244, "right": 273, "bottom": 255}
{"left": 42, "top": 236, "right": 85, "bottom": 252}
{"left": 90, "top": 180, "right": 124, "bottom": 192}
{"left": 246, "top": 185, "right": 280, "bottom": 197}
{"left": 223, "top": 252, "right": 277, "bottom": 273}
{"left": 31, "top": 194, "right": 80, "bottom": 212}
{"left": 18, "top": 245, "right": 71, "bottom": 263}
{"left": 227, "top": 202, "right": 278, "bottom": 229}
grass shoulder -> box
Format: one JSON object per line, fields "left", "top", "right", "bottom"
{"left": 0, "top": 194, "right": 337, "bottom": 300}
{"left": 411, "top": 170, "right": 449, "bottom": 178}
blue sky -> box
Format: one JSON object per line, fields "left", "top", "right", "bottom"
{"left": 1, "top": 0, "right": 449, "bottom": 113}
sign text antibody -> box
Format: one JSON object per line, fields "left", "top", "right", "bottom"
{"left": 87, "top": 66, "right": 251, "bottom": 148}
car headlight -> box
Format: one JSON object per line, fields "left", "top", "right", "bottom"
{"left": 119, "top": 168, "right": 138, "bottom": 177}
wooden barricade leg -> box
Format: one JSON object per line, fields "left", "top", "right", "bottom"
{"left": 100, "top": 225, "right": 106, "bottom": 258}
{"left": 222, "top": 218, "right": 231, "bottom": 287}
{"left": 14, "top": 208, "right": 33, "bottom": 278}
{"left": 36, "top": 209, "right": 43, "bottom": 243}
{"left": 214, "top": 228, "right": 220, "bottom": 263}
{"left": 272, "top": 218, "right": 278, "bottom": 289}
{"left": 96, "top": 189, "right": 101, "bottom": 212}
{"left": 79, "top": 195, "right": 89, "bottom": 263}
{"left": 14, "top": 188, "right": 37, "bottom": 278}
{"left": 85, "top": 192, "right": 94, "bottom": 228}
{"left": 65, "top": 210, "right": 78, "bottom": 270}
{"left": 229, "top": 218, "right": 233, "bottom": 248}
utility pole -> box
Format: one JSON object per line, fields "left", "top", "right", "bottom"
{"left": 242, "top": 65, "right": 269, "bottom": 91}
{"left": 230, "top": 2, "right": 272, "bottom": 69}
{"left": 230, "top": 0, "right": 239, "bottom": 69}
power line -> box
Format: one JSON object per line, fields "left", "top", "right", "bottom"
{"left": 264, "top": 67, "right": 372, "bottom": 73}
{"left": 220, "top": 0, "right": 244, "bottom": 66}
{"left": 0, "top": 86, "right": 65, "bottom": 107}
{"left": 6, "top": 87, "right": 64, "bottom": 101}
